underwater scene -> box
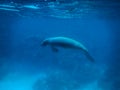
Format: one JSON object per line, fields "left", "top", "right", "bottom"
{"left": 0, "top": 0, "right": 120, "bottom": 90}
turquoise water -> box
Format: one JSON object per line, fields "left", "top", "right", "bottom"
{"left": 0, "top": 0, "right": 120, "bottom": 90}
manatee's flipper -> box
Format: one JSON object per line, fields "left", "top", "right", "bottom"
{"left": 84, "top": 51, "right": 95, "bottom": 62}
{"left": 86, "top": 53, "right": 95, "bottom": 62}
{"left": 51, "top": 46, "right": 59, "bottom": 52}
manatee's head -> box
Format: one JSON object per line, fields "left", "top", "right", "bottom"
{"left": 41, "top": 39, "right": 50, "bottom": 46}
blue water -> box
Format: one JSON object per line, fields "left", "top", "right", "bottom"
{"left": 0, "top": 0, "right": 120, "bottom": 90}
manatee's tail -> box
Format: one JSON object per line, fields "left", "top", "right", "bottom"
{"left": 84, "top": 51, "right": 95, "bottom": 63}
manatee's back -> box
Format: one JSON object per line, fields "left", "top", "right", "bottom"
{"left": 49, "top": 37, "right": 80, "bottom": 48}
{"left": 45, "top": 37, "right": 95, "bottom": 62}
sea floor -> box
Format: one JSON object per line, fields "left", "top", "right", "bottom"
{"left": 0, "top": 71, "right": 103, "bottom": 90}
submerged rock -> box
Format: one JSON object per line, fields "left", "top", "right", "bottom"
{"left": 32, "top": 71, "right": 78, "bottom": 90}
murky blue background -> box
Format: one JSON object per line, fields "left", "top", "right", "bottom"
{"left": 0, "top": 0, "right": 120, "bottom": 90}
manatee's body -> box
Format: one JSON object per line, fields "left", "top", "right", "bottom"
{"left": 41, "top": 37, "right": 95, "bottom": 62}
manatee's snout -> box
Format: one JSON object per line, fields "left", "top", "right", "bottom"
{"left": 41, "top": 40, "right": 49, "bottom": 46}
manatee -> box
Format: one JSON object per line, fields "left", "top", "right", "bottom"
{"left": 41, "top": 36, "right": 95, "bottom": 62}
